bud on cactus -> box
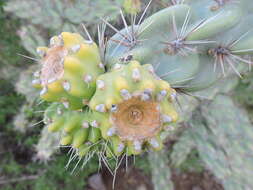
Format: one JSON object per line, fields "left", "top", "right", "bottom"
{"left": 33, "top": 32, "right": 104, "bottom": 110}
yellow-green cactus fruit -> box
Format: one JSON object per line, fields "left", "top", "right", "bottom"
{"left": 43, "top": 103, "right": 111, "bottom": 158}
{"left": 32, "top": 32, "right": 104, "bottom": 110}
{"left": 89, "top": 61, "right": 179, "bottom": 156}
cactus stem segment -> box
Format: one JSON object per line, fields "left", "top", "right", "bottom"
{"left": 104, "top": 0, "right": 152, "bottom": 52}
{"left": 162, "top": 10, "right": 215, "bottom": 56}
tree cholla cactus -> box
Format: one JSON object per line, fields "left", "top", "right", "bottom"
{"left": 30, "top": 0, "right": 253, "bottom": 180}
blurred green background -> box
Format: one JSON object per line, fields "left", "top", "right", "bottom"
{"left": 0, "top": 1, "right": 253, "bottom": 190}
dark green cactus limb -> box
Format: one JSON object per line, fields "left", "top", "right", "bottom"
{"left": 186, "top": 5, "right": 242, "bottom": 41}
{"left": 105, "top": 2, "right": 249, "bottom": 90}
{"left": 193, "top": 75, "right": 239, "bottom": 100}
{"left": 181, "top": 55, "right": 222, "bottom": 92}
{"left": 183, "top": 0, "right": 244, "bottom": 20}
{"left": 148, "top": 150, "right": 174, "bottom": 190}
{"left": 138, "top": 5, "right": 191, "bottom": 40}
{"left": 106, "top": 5, "right": 201, "bottom": 86}
{"left": 190, "top": 95, "right": 253, "bottom": 190}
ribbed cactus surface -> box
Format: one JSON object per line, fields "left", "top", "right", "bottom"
{"left": 30, "top": 0, "right": 253, "bottom": 178}
{"left": 33, "top": 32, "right": 104, "bottom": 109}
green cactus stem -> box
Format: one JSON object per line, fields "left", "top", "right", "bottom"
{"left": 105, "top": 2, "right": 252, "bottom": 92}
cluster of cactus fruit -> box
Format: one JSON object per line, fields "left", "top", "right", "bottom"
{"left": 32, "top": 0, "right": 253, "bottom": 165}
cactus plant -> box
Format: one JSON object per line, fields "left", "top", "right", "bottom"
{"left": 42, "top": 61, "right": 178, "bottom": 158}
{"left": 28, "top": 1, "right": 253, "bottom": 188}
{"left": 89, "top": 61, "right": 178, "bottom": 155}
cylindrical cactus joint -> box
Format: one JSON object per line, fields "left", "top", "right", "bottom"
{"left": 33, "top": 32, "right": 104, "bottom": 110}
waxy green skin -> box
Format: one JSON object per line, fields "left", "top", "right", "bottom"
{"left": 105, "top": 1, "right": 253, "bottom": 92}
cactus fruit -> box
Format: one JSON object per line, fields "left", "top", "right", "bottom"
{"left": 43, "top": 103, "right": 108, "bottom": 157}
{"left": 43, "top": 61, "right": 178, "bottom": 158}
{"left": 32, "top": 32, "right": 104, "bottom": 110}
{"left": 89, "top": 61, "right": 178, "bottom": 155}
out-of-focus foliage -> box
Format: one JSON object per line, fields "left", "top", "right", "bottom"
{"left": 234, "top": 71, "right": 253, "bottom": 106}
{"left": 190, "top": 95, "right": 253, "bottom": 190}
{"left": 34, "top": 127, "right": 61, "bottom": 163}
{"left": 1, "top": 153, "right": 99, "bottom": 190}
{"left": 0, "top": 5, "right": 27, "bottom": 68}
{"left": 0, "top": 80, "right": 25, "bottom": 126}
{"left": 148, "top": 150, "right": 174, "bottom": 190}
{"left": 4, "top": 0, "right": 126, "bottom": 55}
{"left": 170, "top": 130, "right": 195, "bottom": 168}
{"left": 4, "top": 0, "right": 122, "bottom": 30}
